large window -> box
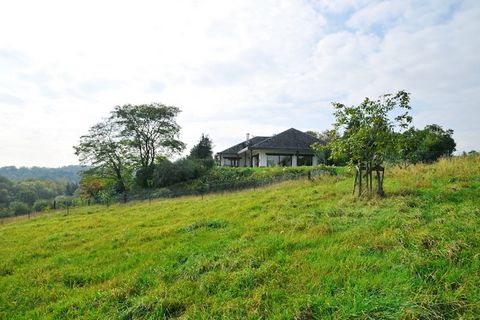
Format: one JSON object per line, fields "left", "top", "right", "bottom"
{"left": 223, "top": 157, "right": 239, "bottom": 167}
{"left": 297, "top": 155, "right": 313, "bottom": 166}
{"left": 267, "top": 154, "right": 292, "bottom": 167}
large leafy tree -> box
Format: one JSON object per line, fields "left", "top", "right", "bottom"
{"left": 394, "top": 124, "right": 456, "bottom": 167}
{"left": 112, "top": 103, "right": 185, "bottom": 169}
{"left": 74, "top": 120, "right": 131, "bottom": 194}
{"left": 419, "top": 124, "right": 456, "bottom": 162}
{"left": 75, "top": 103, "right": 185, "bottom": 191}
{"left": 330, "top": 91, "right": 412, "bottom": 196}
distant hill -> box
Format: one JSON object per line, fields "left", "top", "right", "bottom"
{"left": 0, "top": 165, "right": 84, "bottom": 182}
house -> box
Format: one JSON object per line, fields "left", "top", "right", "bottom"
{"left": 216, "top": 128, "right": 323, "bottom": 167}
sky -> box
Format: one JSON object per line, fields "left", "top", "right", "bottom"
{"left": 0, "top": 0, "right": 479, "bottom": 167}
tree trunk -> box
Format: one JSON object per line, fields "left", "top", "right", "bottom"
{"left": 353, "top": 167, "right": 358, "bottom": 195}
{"left": 358, "top": 163, "right": 363, "bottom": 197}
{"left": 376, "top": 168, "right": 385, "bottom": 197}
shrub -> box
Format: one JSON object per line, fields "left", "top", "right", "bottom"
{"left": 135, "top": 165, "right": 155, "bottom": 188}
{"left": 33, "top": 199, "right": 51, "bottom": 212}
{"left": 54, "top": 196, "right": 75, "bottom": 208}
{"left": 152, "top": 159, "right": 213, "bottom": 188}
{"left": 0, "top": 208, "right": 14, "bottom": 218}
{"left": 9, "top": 201, "right": 30, "bottom": 216}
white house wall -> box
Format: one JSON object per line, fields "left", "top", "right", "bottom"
{"left": 221, "top": 150, "right": 319, "bottom": 167}
{"left": 254, "top": 149, "right": 318, "bottom": 167}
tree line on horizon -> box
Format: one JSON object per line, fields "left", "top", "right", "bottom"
{"left": 0, "top": 177, "right": 78, "bottom": 218}
{"left": 0, "top": 165, "right": 83, "bottom": 183}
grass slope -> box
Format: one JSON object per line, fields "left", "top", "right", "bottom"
{"left": 1, "top": 156, "right": 479, "bottom": 319}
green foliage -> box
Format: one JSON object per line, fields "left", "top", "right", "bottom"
{"left": 0, "top": 165, "right": 83, "bottom": 182}
{"left": 169, "top": 165, "right": 336, "bottom": 192}
{"left": 330, "top": 91, "right": 412, "bottom": 166}
{"left": 151, "top": 158, "right": 213, "bottom": 188}
{"left": 0, "top": 155, "right": 479, "bottom": 318}
{"left": 75, "top": 103, "right": 186, "bottom": 190}
{"left": 74, "top": 120, "right": 132, "bottom": 193}
{"left": 32, "top": 199, "right": 51, "bottom": 212}
{"left": 112, "top": 103, "right": 186, "bottom": 168}
{"left": 78, "top": 174, "right": 115, "bottom": 201}
{"left": 16, "top": 189, "right": 38, "bottom": 206}
{"left": 189, "top": 133, "right": 214, "bottom": 160}
{"left": 54, "top": 196, "right": 76, "bottom": 208}
{"left": 8, "top": 201, "right": 30, "bottom": 215}
{"left": 310, "top": 129, "right": 347, "bottom": 166}
{"left": 0, "top": 176, "right": 68, "bottom": 217}
{"left": 395, "top": 124, "right": 456, "bottom": 167}
{"left": 328, "top": 91, "right": 413, "bottom": 196}
{"left": 418, "top": 124, "right": 456, "bottom": 162}
{"left": 64, "top": 182, "right": 79, "bottom": 196}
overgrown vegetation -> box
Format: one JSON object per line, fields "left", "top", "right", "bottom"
{"left": 1, "top": 155, "right": 478, "bottom": 319}
{"left": 0, "top": 176, "right": 78, "bottom": 218}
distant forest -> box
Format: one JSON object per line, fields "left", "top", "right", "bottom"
{"left": 0, "top": 165, "right": 83, "bottom": 183}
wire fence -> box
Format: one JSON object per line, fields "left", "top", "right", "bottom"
{"left": 1, "top": 167, "right": 335, "bottom": 224}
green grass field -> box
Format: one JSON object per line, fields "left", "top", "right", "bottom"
{"left": 1, "top": 156, "right": 479, "bottom": 319}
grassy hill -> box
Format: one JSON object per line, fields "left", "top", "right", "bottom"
{"left": 1, "top": 156, "right": 479, "bottom": 319}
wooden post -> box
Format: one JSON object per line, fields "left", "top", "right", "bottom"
{"left": 353, "top": 166, "right": 358, "bottom": 195}
{"left": 358, "top": 163, "right": 363, "bottom": 197}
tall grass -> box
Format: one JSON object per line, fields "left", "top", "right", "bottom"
{"left": 0, "top": 155, "right": 479, "bottom": 319}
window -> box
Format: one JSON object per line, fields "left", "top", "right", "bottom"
{"left": 267, "top": 154, "right": 292, "bottom": 167}
{"left": 224, "top": 157, "right": 239, "bottom": 167}
{"left": 297, "top": 155, "right": 313, "bottom": 166}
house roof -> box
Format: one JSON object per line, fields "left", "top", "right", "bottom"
{"left": 217, "top": 128, "right": 323, "bottom": 155}
{"left": 250, "top": 128, "right": 322, "bottom": 151}
{"left": 218, "top": 136, "right": 270, "bottom": 154}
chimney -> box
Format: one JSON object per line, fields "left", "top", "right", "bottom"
{"left": 246, "top": 133, "right": 250, "bottom": 141}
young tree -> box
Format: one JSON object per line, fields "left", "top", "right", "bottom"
{"left": 189, "top": 134, "right": 213, "bottom": 160}
{"left": 330, "top": 91, "right": 412, "bottom": 196}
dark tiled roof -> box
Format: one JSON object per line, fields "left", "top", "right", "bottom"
{"left": 250, "top": 128, "right": 322, "bottom": 151}
{"left": 218, "top": 136, "right": 270, "bottom": 154}
{"left": 217, "top": 128, "right": 324, "bottom": 155}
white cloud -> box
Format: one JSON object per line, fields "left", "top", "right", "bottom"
{"left": 0, "top": 0, "right": 479, "bottom": 166}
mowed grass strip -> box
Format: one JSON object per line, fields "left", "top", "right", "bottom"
{"left": 0, "top": 156, "right": 479, "bottom": 319}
